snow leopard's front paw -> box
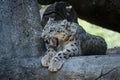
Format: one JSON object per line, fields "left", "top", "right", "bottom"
{"left": 41, "top": 55, "right": 50, "bottom": 67}
{"left": 41, "top": 49, "right": 55, "bottom": 67}
{"left": 48, "top": 57, "right": 64, "bottom": 72}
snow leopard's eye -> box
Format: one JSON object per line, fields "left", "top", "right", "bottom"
{"left": 57, "top": 30, "right": 60, "bottom": 33}
{"left": 50, "top": 29, "right": 54, "bottom": 32}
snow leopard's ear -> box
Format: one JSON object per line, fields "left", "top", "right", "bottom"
{"left": 60, "top": 19, "right": 70, "bottom": 30}
{"left": 60, "top": 19, "right": 68, "bottom": 26}
{"left": 47, "top": 17, "right": 54, "bottom": 24}
{"left": 69, "top": 22, "right": 78, "bottom": 34}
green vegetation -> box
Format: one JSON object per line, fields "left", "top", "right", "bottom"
{"left": 78, "top": 19, "right": 120, "bottom": 48}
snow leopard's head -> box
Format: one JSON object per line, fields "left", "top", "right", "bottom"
{"left": 41, "top": 18, "right": 77, "bottom": 48}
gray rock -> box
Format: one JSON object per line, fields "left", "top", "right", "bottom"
{"left": 37, "top": 55, "right": 120, "bottom": 80}
{"left": 0, "top": 0, "right": 120, "bottom": 80}
{"left": 0, "top": 0, "right": 45, "bottom": 80}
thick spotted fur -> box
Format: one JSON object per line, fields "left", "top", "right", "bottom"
{"left": 41, "top": 18, "right": 107, "bottom": 72}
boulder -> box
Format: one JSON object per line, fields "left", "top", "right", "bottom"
{"left": 44, "top": 54, "right": 120, "bottom": 80}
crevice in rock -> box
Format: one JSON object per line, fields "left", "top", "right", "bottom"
{"left": 95, "top": 67, "right": 119, "bottom": 80}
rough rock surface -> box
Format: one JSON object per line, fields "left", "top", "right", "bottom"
{"left": 48, "top": 54, "right": 120, "bottom": 80}
{"left": 0, "top": 0, "right": 120, "bottom": 80}
{"left": 0, "top": 0, "right": 45, "bottom": 80}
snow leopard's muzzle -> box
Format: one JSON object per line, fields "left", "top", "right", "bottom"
{"left": 42, "top": 36, "right": 59, "bottom": 48}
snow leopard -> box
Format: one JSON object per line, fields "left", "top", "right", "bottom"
{"left": 41, "top": 18, "right": 107, "bottom": 72}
